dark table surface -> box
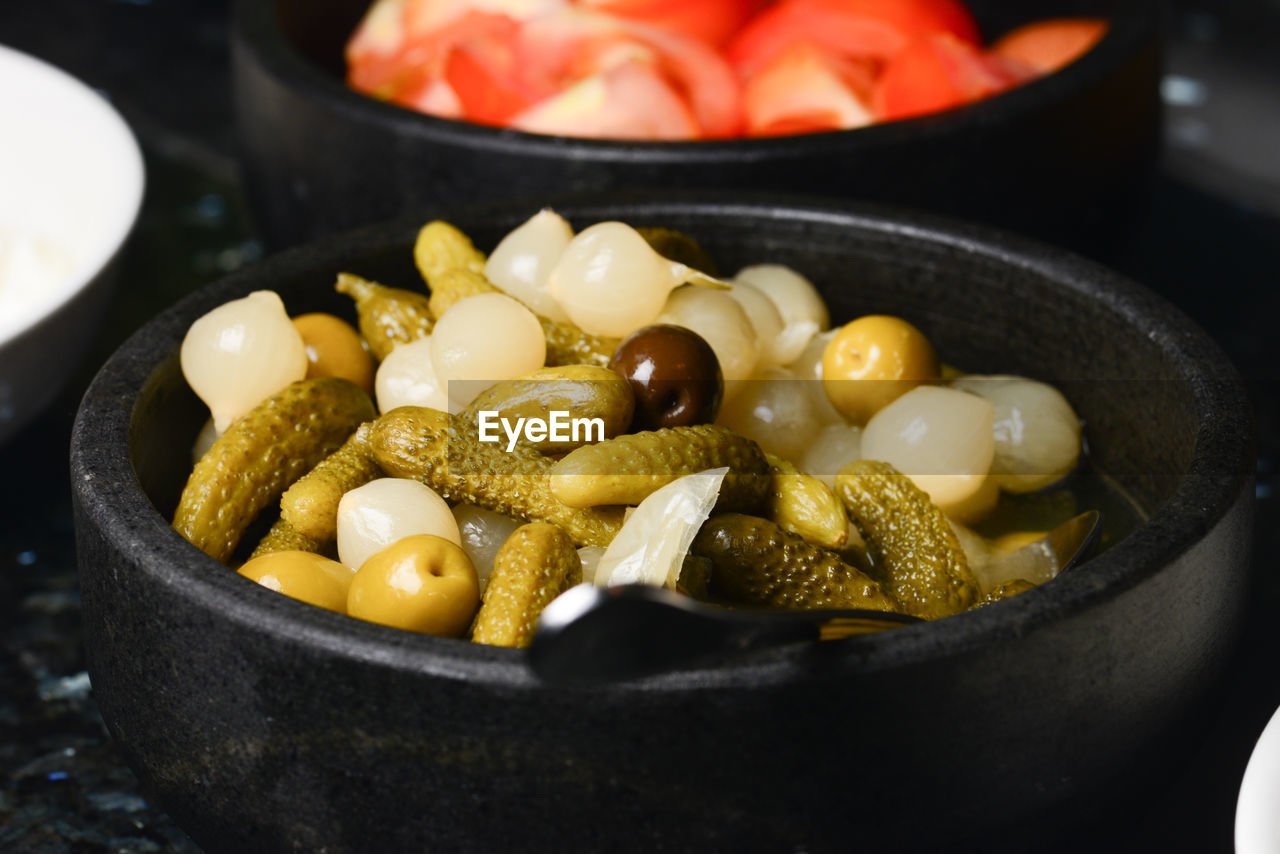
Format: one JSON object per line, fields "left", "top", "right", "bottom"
{"left": 2, "top": 1, "right": 1278, "bottom": 851}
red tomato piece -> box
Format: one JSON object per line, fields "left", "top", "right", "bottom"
{"left": 742, "top": 41, "right": 874, "bottom": 135}
{"left": 728, "top": 0, "right": 981, "bottom": 78}
{"left": 509, "top": 58, "right": 700, "bottom": 139}
{"left": 874, "top": 32, "right": 1029, "bottom": 121}
{"left": 578, "top": 0, "right": 765, "bottom": 47}
{"left": 991, "top": 18, "right": 1108, "bottom": 74}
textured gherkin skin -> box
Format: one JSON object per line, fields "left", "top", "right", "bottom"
{"left": 369, "top": 406, "right": 624, "bottom": 547}
{"left": 334, "top": 272, "right": 433, "bottom": 361}
{"left": 635, "top": 226, "right": 719, "bottom": 277}
{"left": 172, "top": 378, "right": 376, "bottom": 563}
{"left": 835, "top": 459, "right": 978, "bottom": 619}
{"left": 460, "top": 365, "right": 634, "bottom": 453}
{"left": 249, "top": 517, "right": 327, "bottom": 560}
{"left": 548, "top": 424, "right": 770, "bottom": 511}
{"left": 414, "top": 220, "right": 487, "bottom": 288}
{"left": 279, "top": 422, "right": 380, "bottom": 541}
{"left": 692, "top": 514, "right": 899, "bottom": 613}
{"left": 426, "top": 266, "right": 497, "bottom": 319}
{"left": 471, "top": 522, "right": 582, "bottom": 648}
{"left": 764, "top": 452, "right": 849, "bottom": 550}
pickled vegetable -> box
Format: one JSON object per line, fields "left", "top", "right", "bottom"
{"left": 347, "top": 534, "right": 480, "bottom": 636}
{"left": 280, "top": 423, "right": 380, "bottom": 542}
{"left": 335, "top": 272, "right": 433, "bottom": 361}
{"left": 471, "top": 522, "right": 582, "bottom": 647}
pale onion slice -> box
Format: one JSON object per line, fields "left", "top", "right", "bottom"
{"left": 594, "top": 467, "right": 727, "bottom": 589}
{"left": 577, "top": 545, "right": 607, "bottom": 585}
{"left": 484, "top": 208, "right": 573, "bottom": 323}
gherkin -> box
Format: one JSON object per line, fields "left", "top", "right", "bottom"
{"left": 334, "top": 272, "right": 433, "bottom": 360}
{"left": 471, "top": 522, "right": 582, "bottom": 648}
{"left": 280, "top": 422, "right": 380, "bottom": 541}
{"left": 173, "top": 377, "right": 375, "bottom": 563}
{"left": 835, "top": 459, "right": 978, "bottom": 619}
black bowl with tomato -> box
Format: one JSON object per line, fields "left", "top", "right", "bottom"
{"left": 231, "top": 0, "right": 1162, "bottom": 258}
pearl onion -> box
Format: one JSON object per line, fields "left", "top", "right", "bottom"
{"left": 430, "top": 293, "right": 546, "bottom": 408}
{"left": 733, "top": 264, "right": 830, "bottom": 332}
{"left": 950, "top": 375, "right": 1082, "bottom": 493}
{"left": 452, "top": 503, "right": 523, "bottom": 593}
{"left": 787, "top": 328, "right": 844, "bottom": 425}
{"left": 180, "top": 290, "right": 307, "bottom": 432}
{"left": 861, "top": 386, "right": 994, "bottom": 516}
{"left": 657, "top": 286, "right": 758, "bottom": 388}
{"left": 375, "top": 336, "right": 449, "bottom": 413}
{"left": 191, "top": 418, "right": 220, "bottom": 466}
{"left": 484, "top": 208, "right": 573, "bottom": 323}
{"left": 725, "top": 280, "right": 786, "bottom": 367}
{"left": 547, "top": 222, "right": 714, "bottom": 338}
{"left": 716, "top": 366, "right": 821, "bottom": 463}
{"left": 337, "top": 478, "right": 461, "bottom": 571}
{"left": 801, "top": 422, "right": 863, "bottom": 488}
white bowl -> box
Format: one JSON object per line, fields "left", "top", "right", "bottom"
{"left": 1237, "top": 702, "right": 1280, "bottom": 854}
{"left": 0, "top": 44, "right": 144, "bottom": 443}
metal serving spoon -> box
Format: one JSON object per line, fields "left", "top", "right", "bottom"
{"left": 528, "top": 510, "right": 1101, "bottom": 684}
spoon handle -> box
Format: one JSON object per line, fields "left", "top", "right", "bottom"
{"left": 528, "top": 584, "right": 916, "bottom": 684}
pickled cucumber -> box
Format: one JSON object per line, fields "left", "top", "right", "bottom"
{"left": 548, "top": 424, "right": 770, "bottom": 511}
{"left": 977, "top": 578, "right": 1036, "bottom": 606}
{"left": 636, "top": 226, "right": 719, "bottom": 277}
{"left": 279, "top": 422, "right": 380, "bottom": 541}
{"left": 369, "top": 406, "right": 625, "bottom": 547}
{"left": 426, "top": 266, "right": 499, "bottom": 319}
{"left": 414, "top": 220, "right": 487, "bottom": 288}
{"left": 173, "top": 377, "right": 376, "bottom": 563}
{"left": 764, "top": 452, "right": 849, "bottom": 550}
{"left": 470, "top": 522, "right": 582, "bottom": 647}
{"left": 459, "top": 365, "right": 634, "bottom": 453}
{"left": 249, "top": 517, "right": 328, "bottom": 560}
{"left": 335, "top": 273, "right": 434, "bottom": 361}
{"left": 691, "top": 513, "right": 899, "bottom": 613}
{"left": 835, "top": 459, "right": 978, "bottom": 619}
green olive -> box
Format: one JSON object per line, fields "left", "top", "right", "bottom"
{"left": 347, "top": 534, "right": 479, "bottom": 636}
{"left": 821, "top": 315, "right": 939, "bottom": 424}
{"left": 237, "top": 550, "right": 354, "bottom": 614}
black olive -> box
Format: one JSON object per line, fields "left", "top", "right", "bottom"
{"left": 608, "top": 324, "right": 724, "bottom": 431}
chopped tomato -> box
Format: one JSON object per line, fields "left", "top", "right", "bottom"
{"left": 578, "top": 0, "right": 764, "bottom": 47}
{"left": 727, "top": 0, "right": 981, "bottom": 78}
{"left": 742, "top": 41, "right": 874, "bottom": 135}
{"left": 991, "top": 18, "right": 1108, "bottom": 74}
{"left": 444, "top": 40, "right": 536, "bottom": 124}
{"left": 874, "top": 32, "right": 1031, "bottom": 121}
{"left": 509, "top": 59, "right": 699, "bottom": 139}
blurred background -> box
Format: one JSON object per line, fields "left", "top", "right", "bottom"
{"left": 1, "top": 0, "right": 1277, "bottom": 850}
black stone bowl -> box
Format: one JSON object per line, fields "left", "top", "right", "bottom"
{"left": 232, "top": 0, "right": 1163, "bottom": 259}
{"left": 72, "top": 195, "right": 1252, "bottom": 853}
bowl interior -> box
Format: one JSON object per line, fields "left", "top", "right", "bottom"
{"left": 0, "top": 45, "right": 143, "bottom": 345}
{"left": 107, "top": 195, "right": 1249, "bottom": 679}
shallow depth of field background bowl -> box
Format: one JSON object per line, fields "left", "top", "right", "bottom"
{"left": 0, "top": 45, "right": 143, "bottom": 444}
{"left": 232, "top": 0, "right": 1162, "bottom": 259}
{"left": 71, "top": 195, "right": 1251, "bottom": 853}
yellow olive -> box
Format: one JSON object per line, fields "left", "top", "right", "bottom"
{"left": 292, "top": 313, "right": 376, "bottom": 396}
{"left": 347, "top": 534, "right": 479, "bottom": 636}
{"left": 237, "top": 550, "right": 354, "bottom": 614}
{"left": 821, "top": 314, "right": 939, "bottom": 424}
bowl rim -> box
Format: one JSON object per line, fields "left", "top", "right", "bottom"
{"left": 231, "top": 0, "right": 1162, "bottom": 160}
{"left": 71, "top": 193, "right": 1253, "bottom": 693}
{"left": 0, "top": 44, "right": 145, "bottom": 347}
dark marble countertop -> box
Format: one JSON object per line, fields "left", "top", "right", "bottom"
{"left": 2, "top": 1, "right": 1278, "bottom": 851}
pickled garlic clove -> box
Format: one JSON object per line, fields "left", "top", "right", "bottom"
{"left": 657, "top": 285, "right": 759, "bottom": 389}
{"left": 429, "top": 293, "right": 546, "bottom": 408}
{"left": 452, "top": 503, "right": 524, "bottom": 593}
{"left": 861, "top": 385, "right": 995, "bottom": 517}
{"left": 336, "top": 478, "right": 461, "bottom": 571}
{"left": 950, "top": 374, "right": 1082, "bottom": 493}
{"left": 716, "top": 366, "right": 822, "bottom": 463}
{"left": 547, "top": 221, "right": 724, "bottom": 338}
{"left": 180, "top": 290, "right": 307, "bottom": 432}
{"left": 485, "top": 208, "right": 573, "bottom": 324}
{"left": 594, "top": 467, "right": 727, "bottom": 589}
{"left": 375, "top": 336, "right": 449, "bottom": 413}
